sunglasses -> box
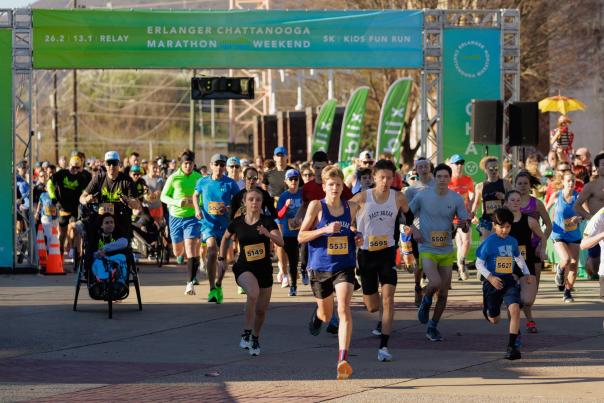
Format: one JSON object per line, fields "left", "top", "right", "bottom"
{"left": 132, "top": 173, "right": 141, "bottom": 177}
{"left": 454, "top": 161, "right": 465, "bottom": 165}
{"left": 287, "top": 177, "right": 299, "bottom": 181}
{"left": 228, "top": 165, "right": 241, "bottom": 169}
{"left": 362, "top": 160, "right": 374, "bottom": 165}
{"left": 487, "top": 167, "right": 499, "bottom": 171}
{"left": 246, "top": 176, "right": 258, "bottom": 180}
{"left": 214, "top": 162, "right": 226, "bottom": 167}
{"left": 106, "top": 160, "right": 119, "bottom": 166}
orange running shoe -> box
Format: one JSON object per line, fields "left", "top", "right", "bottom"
{"left": 337, "top": 360, "right": 353, "bottom": 380}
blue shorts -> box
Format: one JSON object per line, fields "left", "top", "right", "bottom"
{"left": 169, "top": 215, "right": 201, "bottom": 244}
{"left": 201, "top": 222, "right": 226, "bottom": 243}
{"left": 588, "top": 244, "right": 601, "bottom": 258}
{"left": 482, "top": 275, "right": 520, "bottom": 318}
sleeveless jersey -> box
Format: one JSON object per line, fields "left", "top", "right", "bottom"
{"left": 308, "top": 200, "right": 356, "bottom": 272}
{"left": 552, "top": 190, "right": 581, "bottom": 242}
{"left": 481, "top": 178, "right": 505, "bottom": 218}
{"left": 520, "top": 196, "right": 541, "bottom": 247}
{"left": 510, "top": 214, "right": 535, "bottom": 274}
{"left": 356, "top": 189, "right": 398, "bottom": 251}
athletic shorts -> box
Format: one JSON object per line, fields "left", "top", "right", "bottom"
{"left": 309, "top": 267, "right": 355, "bottom": 299}
{"left": 200, "top": 222, "right": 226, "bottom": 243}
{"left": 58, "top": 212, "right": 76, "bottom": 227}
{"left": 553, "top": 238, "right": 581, "bottom": 244}
{"left": 169, "top": 215, "right": 201, "bottom": 244}
{"left": 588, "top": 244, "right": 601, "bottom": 258}
{"left": 482, "top": 275, "right": 520, "bottom": 318}
{"left": 357, "top": 247, "right": 398, "bottom": 295}
{"left": 420, "top": 251, "right": 456, "bottom": 267}
{"left": 233, "top": 263, "right": 273, "bottom": 289}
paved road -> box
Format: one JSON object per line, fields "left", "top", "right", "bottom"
{"left": 0, "top": 262, "right": 602, "bottom": 402}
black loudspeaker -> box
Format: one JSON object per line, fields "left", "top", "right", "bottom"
{"left": 287, "top": 111, "right": 308, "bottom": 163}
{"left": 508, "top": 101, "right": 539, "bottom": 146}
{"left": 471, "top": 100, "right": 503, "bottom": 145}
{"left": 262, "top": 115, "right": 278, "bottom": 158}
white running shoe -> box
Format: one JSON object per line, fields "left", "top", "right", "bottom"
{"left": 249, "top": 339, "right": 260, "bottom": 356}
{"left": 378, "top": 347, "right": 392, "bottom": 362}
{"left": 281, "top": 274, "right": 289, "bottom": 288}
{"left": 420, "top": 277, "right": 429, "bottom": 289}
{"left": 239, "top": 334, "right": 250, "bottom": 349}
{"left": 184, "top": 281, "right": 196, "bottom": 295}
{"left": 459, "top": 265, "right": 469, "bottom": 281}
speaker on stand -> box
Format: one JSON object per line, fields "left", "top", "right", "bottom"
{"left": 471, "top": 100, "right": 503, "bottom": 156}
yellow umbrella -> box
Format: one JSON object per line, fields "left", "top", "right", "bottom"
{"left": 538, "top": 93, "right": 586, "bottom": 115}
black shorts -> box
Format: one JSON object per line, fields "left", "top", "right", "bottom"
{"left": 588, "top": 244, "right": 601, "bottom": 258}
{"left": 58, "top": 212, "right": 76, "bottom": 227}
{"left": 553, "top": 238, "right": 581, "bottom": 244}
{"left": 482, "top": 275, "right": 521, "bottom": 318}
{"left": 309, "top": 268, "right": 355, "bottom": 299}
{"left": 233, "top": 263, "right": 273, "bottom": 289}
{"left": 357, "top": 247, "right": 398, "bottom": 295}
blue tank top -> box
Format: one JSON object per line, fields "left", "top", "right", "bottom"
{"left": 351, "top": 171, "right": 363, "bottom": 194}
{"left": 308, "top": 200, "right": 356, "bottom": 272}
{"left": 552, "top": 190, "right": 581, "bottom": 242}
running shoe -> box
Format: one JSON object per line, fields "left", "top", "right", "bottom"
{"left": 414, "top": 285, "right": 423, "bottom": 307}
{"left": 563, "top": 289, "right": 574, "bottom": 303}
{"left": 377, "top": 347, "right": 392, "bottom": 362}
{"left": 372, "top": 321, "right": 382, "bottom": 337}
{"left": 192, "top": 277, "right": 199, "bottom": 285}
{"left": 420, "top": 276, "right": 429, "bottom": 289}
{"left": 237, "top": 286, "right": 246, "bottom": 295}
{"left": 176, "top": 255, "right": 185, "bottom": 265}
{"left": 281, "top": 274, "right": 289, "bottom": 288}
{"left": 326, "top": 314, "right": 339, "bottom": 334}
{"left": 504, "top": 346, "right": 521, "bottom": 360}
{"left": 184, "top": 281, "right": 196, "bottom": 295}
{"left": 336, "top": 360, "right": 353, "bottom": 380}
{"left": 459, "top": 264, "right": 469, "bottom": 281}
{"left": 426, "top": 326, "right": 443, "bottom": 342}
{"left": 308, "top": 307, "right": 322, "bottom": 336}
{"left": 555, "top": 264, "right": 565, "bottom": 291}
{"left": 277, "top": 271, "right": 284, "bottom": 283}
{"left": 240, "top": 332, "right": 251, "bottom": 349}
{"left": 301, "top": 270, "right": 309, "bottom": 286}
{"left": 208, "top": 287, "right": 218, "bottom": 303}
{"left": 526, "top": 321, "right": 538, "bottom": 334}
{"left": 417, "top": 295, "right": 432, "bottom": 324}
{"left": 215, "top": 285, "right": 223, "bottom": 304}
{"left": 289, "top": 286, "right": 297, "bottom": 297}
{"left": 249, "top": 338, "right": 260, "bottom": 356}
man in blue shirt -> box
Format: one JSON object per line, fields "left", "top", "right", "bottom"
{"left": 193, "top": 153, "right": 240, "bottom": 304}
{"left": 476, "top": 208, "right": 532, "bottom": 360}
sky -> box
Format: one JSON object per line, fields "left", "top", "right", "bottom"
{"left": 0, "top": 1, "right": 34, "bottom": 7}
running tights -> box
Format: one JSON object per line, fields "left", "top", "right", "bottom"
{"left": 283, "top": 237, "right": 300, "bottom": 286}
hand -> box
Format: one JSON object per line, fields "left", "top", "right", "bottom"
{"left": 84, "top": 194, "right": 94, "bottom": 204}
{"left": 571, "top": 216, "right": 582, "bottom": 225}
{"left": 471, "top": 215, "right": 479, "bottom": 225}
{"left": 354, "top": 232, "right": 363, "bottom": 247}
{"left": 495, "top": 192, "right": 505, "bottom": 200}
{"left": 487, "top": 275, "right": 503, "bottom": 290}
{"left": 285, "top": 198, "right": 292, "bottom": 208}
{"left": 525, "top": 275, "right": 534, "bottom": 285}
{"left": 257, "top": 224, "right": 270, "bottom": 237}
{"left": 324, "top": 221, "right": 342, "bottom": 234}
{"left": 411, "top": 227, "right": 423, "bottom": 243}
{"left": 195, "top": 209, "right": 202, "bottom": 220}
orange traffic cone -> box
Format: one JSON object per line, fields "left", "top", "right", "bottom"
{"left": 44, "top": 225, "right": 65, "bottom": 275}
{"left": 36, "top": 224, "right": 47, "bottom": 272}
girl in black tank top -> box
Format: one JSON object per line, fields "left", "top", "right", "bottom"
{"left": 510, "top": 213, "right": 535, "bottom": 276}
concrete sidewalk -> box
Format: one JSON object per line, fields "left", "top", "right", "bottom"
{"left": 0, "top": 263, "right": 602, "bottom": 402}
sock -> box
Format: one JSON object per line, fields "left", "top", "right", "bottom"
{"left": 313, "top": 313, "right": 323, "bottom": 328}
{"left": 508, "top": 333, "right": 518, "bottom": 348}
{"left": 187, "top": 258, "right": 196, "bottom": 282}
{"left": 338, "top": 349, "right": 348, "bottom": 362}
{"left": 428, "top": 319, "right": 438, "bottom": 329}
{"left": 379, "top": 334, "right": 390, "bottom": 349}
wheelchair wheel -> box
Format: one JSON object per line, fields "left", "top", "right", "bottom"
{"left": 73, "top": 258, "right": 83, "bottom": 312}
{"left": 107, "top": 281, "right": 113, "bottom": 319}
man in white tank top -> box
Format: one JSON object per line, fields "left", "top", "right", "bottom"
{"left": 352, "top": 159, "right": 411, "bottom": 362}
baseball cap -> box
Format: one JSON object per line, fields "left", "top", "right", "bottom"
{"left": 449, "top": 154, "right": 465, "bottom": 164}
{"left": 227, "top": 156, "right": 241, "bottom": 167}
{"left": 274, "top": 146, "right": 287, "bottom": 156}
{"left": 104, "top": 151, "right": 120, "bottom": 161}
{"left": 285, "top": 169, "right": 300, "bottom": 179}
{"left": 130, "top": 164, "right": 142, "bottom": 173}
{"left": 241, "top": 158, "right": 250, "bottom": 168}
{"left": 210, "top": 153, "right": 228, "bottom": 164}
{"left": 312, "top": 150, "right": 329, "bottom": 162}
{"left": 359, "top": 150, "right": 373, "bottom": 161}
{"left": 69, "top": 156, "right": 82, "bottom": 167}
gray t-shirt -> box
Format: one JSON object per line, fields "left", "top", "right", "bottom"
{"left": 409, "top": 187, "right": 468, "bottom": 254}
{"left": 143, "top": 175, "right": 164, "bottom": 209}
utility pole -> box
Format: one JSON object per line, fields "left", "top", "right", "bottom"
{"left": 189, "top": 69, "right": 196, "bottom": 153}
{"left": 52, "top": 71, "right": 59, "bottom": 163}
{"left": 72, "top": 0, "right": 78, "bottom": 150}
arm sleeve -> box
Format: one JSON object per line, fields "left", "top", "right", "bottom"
{"left": 475, "top": 258, "right": 492, "bottom": 279}
{"left": 46, "top": 178, "right": 57, "bottom": 200}
{"left": 514, "top": 255, "right": 531, "bottom": 276}
{"left": 276, "top": 195, "right": 288, "bottom": 219}
{"left": 102, "top": 237, "right": 129, "bottom": 253}
{"left": 160, "top": 174, "right": 178, "bottom": 207}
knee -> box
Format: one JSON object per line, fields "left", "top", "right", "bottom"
{"left": 246, "top": 293, "right": 259, "bottom": 304}
{"left": 508, "top": 304, "right": 520, "bottom": 315}
{"left": 207, "top": 245, "right": 218, "bottom": 258}
{"left": 337, "top": 304, "right": 351, "bottom": 320}
{"left": 382, "top": 295, "right": 394, "bottom": 310}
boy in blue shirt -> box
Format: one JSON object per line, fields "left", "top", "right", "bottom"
{"left": 475, "top": 208, "right": 532, "bottom": 360}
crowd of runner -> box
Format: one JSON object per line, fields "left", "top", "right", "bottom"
{"left": 15, "top": 145, "right": 604, "bottom": 380}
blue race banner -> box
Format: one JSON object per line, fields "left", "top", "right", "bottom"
{"left": 442, "top": 28, "right": 501, "bottom": 182}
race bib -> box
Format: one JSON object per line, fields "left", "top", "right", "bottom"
{"left": 564, "top": 218, "right": 577, "bottom": 232}
{"left": 327, "top": 236, "right": 349, "bottom": 255}
{"left": 430, "top": 231, "right": 449, "bottom": 247}
{"left": 100, "top": 203, "right": 114, "bottom": 215}
{"left": 244, "top": 243, "right": 265, "bottom": 262}
{"left": 495, "top": 256, "right": 513, "bottom": 274}
{"left": 519, "top": 245, "right": 527, "bottom": 260}
{"left": 485, "top": 200, "right": 502, "bottom": 215}
{"left": 368, "top": 235, "right": 389, "bottom": 251}
{"left": 44, "top": 206, "right": 57, "bottom": 216}
{"left": 401, "top": 241, "right": 413, "bottom": 253}
{"left": 208, "top": 201, "right": 224, "bottom": 215}
{"left": 287, "top": 218, "right": 300, "bottom": 231}
{"left": 182, "top": 196, "right": 194, "bottom": 208}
